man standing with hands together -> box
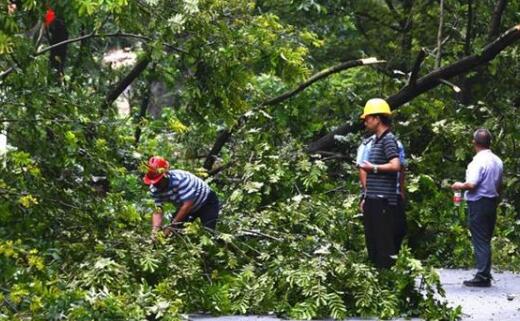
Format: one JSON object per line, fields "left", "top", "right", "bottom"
{"left": 451, "top": 128, "right": 503, "bottom": 287}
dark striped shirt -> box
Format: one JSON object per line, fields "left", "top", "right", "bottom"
{"left": 366, "top": 130, "right": 399, "bottom": 205}
{"left": 149, "top": 170, "right": 210, "bottom": 212}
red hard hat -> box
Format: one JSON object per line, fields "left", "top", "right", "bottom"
{"left": 143, "top": 156, "right": 170, "bottom": 185}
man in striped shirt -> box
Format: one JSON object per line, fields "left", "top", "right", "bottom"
{"left": 358, "top": 98, "right": 401, "bottom": 269}
{"left": 357, "top": 133, "right": 407, "bottom": 252}
{"left": 143, "top": 156, "right": 220, "bottom": 237}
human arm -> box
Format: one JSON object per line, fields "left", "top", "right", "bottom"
{"left": 151, "top": 208, "right": 164, "bottom": 240}
{"left": 172, "top": 200, "right": 194, "bottom": 224}
{"left": 359, "top": 168, "right": 367, "bottom": 190}
{"left": 451, "top": 181, "right": 476, "bottom": 191}
{"left": 451, "top": 160, "right": 479, "bottom": 191}
{"left": 359, "top": 168, "right": 367, "bottom": 212}
{"left": 360, "top": 157, "right": 401, "bottom": 173}
{"left": 359, "top": 135, "right": 400, "bottom": 173}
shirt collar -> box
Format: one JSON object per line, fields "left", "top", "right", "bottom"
{"left": 375, "top": 129, "right": 391, "bottom": 143}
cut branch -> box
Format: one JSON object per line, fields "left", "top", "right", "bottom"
{"left": 203, "top": 57, "right": 386, "bottom": 170}
{"left": 307, "top": 23, "right": 520, "bottom": 153}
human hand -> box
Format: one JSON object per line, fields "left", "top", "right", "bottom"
{"left": 359, "top": 160, "right": 373, "bottom": 173}
{"left": 163, "top": 226, "right": 175, "bottom": 237}
{"left": 451, "top": 182, "right": 464, "bottom": 190}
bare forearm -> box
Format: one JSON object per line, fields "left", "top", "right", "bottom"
{"left": 152, "top": 211, "right": 163, "bottom": 231}
{"left": 451, "top": 181, "right": 476, "bottom": 191}
{"left": 173, "top": 201, "right": 194, "bottom": 223}
{"left": 359, "top": 169, "right": 367, "bottom": 190}
{"left": 373, "top": 158, "right": 401, "bottom": 173}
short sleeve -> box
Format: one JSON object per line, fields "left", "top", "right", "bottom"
{"left": 465, "top": 160, "right": 482, "bottom": 185}
{"left": 178, "top": 177, "right": 196, "bottom": 202}
{"left": 382, "top": 136, "right": 399, "bottom": 161}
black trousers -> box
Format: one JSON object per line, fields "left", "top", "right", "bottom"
{"left": 394, "top": 196, "right": 407, "bottom": 251}
{"left": 189, "top": 191, "right": 220, "bottom": 230}
{"left": 363, "top": 198, "right": 397, "bottom": 269}
{"left": 467, "top": 197, "right": 498, "bottom": 278}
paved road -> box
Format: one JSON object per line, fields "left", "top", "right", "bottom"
{"left": 189, "top": 269, "right": 520, "bottom": 321}
{"left": 438, "top": 269, "right": 520, "bottom": 321}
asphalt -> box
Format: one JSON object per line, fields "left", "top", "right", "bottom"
{"left": 189, "top": 269, "right": 520, "bottom": 321}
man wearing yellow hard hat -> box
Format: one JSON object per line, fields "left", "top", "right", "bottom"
{"left": 358, "top": 98, "right": 402, "bottom": 268}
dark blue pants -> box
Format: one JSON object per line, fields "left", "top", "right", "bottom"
{"left": 467, "top": 197, "right": 498, "bottom": 278}
{"left": 190, "top": 191, "right": 220, "bottom": 230}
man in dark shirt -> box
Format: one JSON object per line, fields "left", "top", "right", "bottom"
{"left": 358, "top": 98, "right": 401, "bottom": 268}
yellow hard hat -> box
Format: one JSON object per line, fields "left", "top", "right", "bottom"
{"left": 360, "top": 98, "right": 392, "bottom": 119}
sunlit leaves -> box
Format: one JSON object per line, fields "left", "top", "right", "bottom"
{"left": 18, "top": 194, "right": 38, "bottom": 208}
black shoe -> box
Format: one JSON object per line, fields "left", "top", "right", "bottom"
{"left": 463, "top": 275, "right": 491, "bottom": 287}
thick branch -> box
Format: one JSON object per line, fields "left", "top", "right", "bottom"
{"left": 464, "top": 0, "right": 474, "bottom": 55}
{"left": 488, "top": 0, "right": 507, "bottom": 41}
{"left": 203, "top": 58, "right": 385, "bottom": 170}
{"left": 307, "top": 24, "right": 520, "bottom": 153}
{"left": 105, "top": 56, "right": 151, "bottom": 107}
{"left": 407, "top": 48, "right": 426, "bottom": 86}
{"left": 204, "top": 129, "right": 234, "bottom": 170}
{"left": 435, "top": 0, "right": 445, "bottom": 68}
{"left": 134, "top": 73, "right": 155, "bottom": 145}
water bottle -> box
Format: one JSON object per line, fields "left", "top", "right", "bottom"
{"left": 453, "top": 190, "right": 462, "bottom": 206}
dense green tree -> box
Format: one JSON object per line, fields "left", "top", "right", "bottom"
{"left": 1, "top": 0, "right": 519, "bottom": 320}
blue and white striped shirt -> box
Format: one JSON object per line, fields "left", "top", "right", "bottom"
{"left": 149, "top": 170, "right": 211, "bottom": 212}
{"left": 356, "top": 134, "right": 407, "bottom": 194}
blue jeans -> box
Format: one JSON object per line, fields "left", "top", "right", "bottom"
{"left": 467, "top": 197, "right": 498, "bottom": 278}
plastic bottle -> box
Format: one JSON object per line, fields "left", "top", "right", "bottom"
{"left": 453, "top": 190, "right": 462, "bottom": 206}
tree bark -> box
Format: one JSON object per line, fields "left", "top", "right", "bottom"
{"left": 408, "top": 48, "right": 426, "bottom": 86}
{"left": 134, "top": 75, "right": 154, "bottom": 145}
{"left": 488, "top": 0, "right": 508, "bottom": 41}
{"left": 459, "top": 0, "right": 475, "bottom": 104}
{"left": 307, "top": 24, "right": 520, "bottom": 153}
{"left": 435, "top": 0, "right": 445, "bottom": 69}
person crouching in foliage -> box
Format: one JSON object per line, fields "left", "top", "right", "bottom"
{"left": 358, "top": 98, "right": 401, "bottom": 269}
{"left": 143, "top": 156, "right": 219, "bottom": 239}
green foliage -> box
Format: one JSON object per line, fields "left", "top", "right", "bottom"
{"left": 2, "top": 0, "right": 520, "bottom": 320}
